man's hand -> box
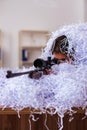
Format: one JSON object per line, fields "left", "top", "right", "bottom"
{"left": 28, "top": 71, "right": 43, "bottom": 79}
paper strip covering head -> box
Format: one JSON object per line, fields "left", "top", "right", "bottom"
{"left": 51, "top": 35, "right": 75, "bottom": 62}
{"left": 51, "top": 35, "right": 69, "bottom": 54}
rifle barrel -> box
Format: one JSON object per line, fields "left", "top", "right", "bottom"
{"left": 6, "top": 70, "right": 34, "bottom": 78}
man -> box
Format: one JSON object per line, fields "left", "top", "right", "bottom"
{"left": 51, "top": 35, "right": 74, "bottom": 64}
{"left": 29, "top": 35, "right": 75, "bottom": 79}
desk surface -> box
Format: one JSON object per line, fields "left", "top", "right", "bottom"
{"left": 0, "top": 107, "right": 85, "bottom": 115}
{"left": 0, "top": 108, "right": 41, "bottom": 115}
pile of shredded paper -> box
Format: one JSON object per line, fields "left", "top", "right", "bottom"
{"left": 0, "top": 23, "right": 87, "bottom": 130}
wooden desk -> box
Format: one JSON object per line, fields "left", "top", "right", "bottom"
{"left": 0, "top": 108, "right": 87, "bottom": 130}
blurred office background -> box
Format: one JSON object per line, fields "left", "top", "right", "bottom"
{"left": 0, "top": 0, "right": 86, "bottom": 68}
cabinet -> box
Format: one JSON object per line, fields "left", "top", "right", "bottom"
{"left": 19, "top": 30, "right": 50, "bottom": 68}
{"left": 0, "top": 31, "right": 2, "bottom": 67}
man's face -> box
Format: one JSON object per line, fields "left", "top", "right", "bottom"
{"left": 53, "top": 52, "right": 67, "bottom": 60}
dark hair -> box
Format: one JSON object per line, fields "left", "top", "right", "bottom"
{"left": 51, "top": 35, "right": 69, "bottom": 54}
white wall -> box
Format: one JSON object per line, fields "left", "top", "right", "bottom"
{"left": 84, "top": 0, "right": 87, "bottom": 20}
{"left": 0, "top": 0, "right": 85, "bottom": 68}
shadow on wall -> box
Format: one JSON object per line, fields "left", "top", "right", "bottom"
{"left": 2, "top": 32, "right": 13, "bottom": 68}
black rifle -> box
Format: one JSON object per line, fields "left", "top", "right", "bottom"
{"left": 6, "top": 57, "right": 60, "bottom": 79}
